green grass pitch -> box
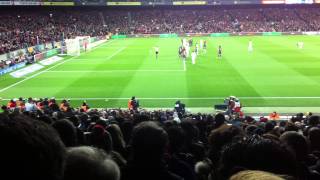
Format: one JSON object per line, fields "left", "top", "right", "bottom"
{"left": 1, "top": 35, "right": 320, "bottom": 108}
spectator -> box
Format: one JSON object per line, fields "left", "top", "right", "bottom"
{"left": 52, "top": 119, "right": 78, "bottom": 147}
{"left": 269, "top": 112, "right": 280, "bottom": 120}
{"left": 64, "top": 146, "right": 120, "bottom": 180}
{"left": 122, "top": 121, "right": 183, "bottom": 180}
{"left": 308, "top": 127, "right": 320, "bottom": 153}
{"left": 305, "top": 115, "right": 320, "bottom": 136}
{"left": 6, "top": 99, "right": 16, "bottom": 109}
{"left": 229, "top": 170, "right": 286, "bottom": 180}
{"left": 128, "top": 96, "right": 139, "bottom": 110}
{"left": 106, "top": 124, "right": 126, "bottom": 156}
{"left": 280, "top": 131, "right": 320, "bottom": 179}
{"left": 80, "top": 101, "right": 89, "bottom": 112}
{"left": 0, "top": 114, "right": 65, "bottom": 180}
{"left": 2, "top": 97, "right": 320, "bottom": 180}
{"left": 175, "top": 100, "right": 185, "bottom": 118}
{"left": 218, "top": 136, "right": 298, "bottom": 179}
{"left": 25, "top": 97, "right": 37, "bottom": 112}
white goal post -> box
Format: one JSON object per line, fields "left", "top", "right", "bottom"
{"left": 62, "top": 36, "right": 91, "bottom": 56}
{"left": 78, "top": 36, "right": 91, "bottom": 51}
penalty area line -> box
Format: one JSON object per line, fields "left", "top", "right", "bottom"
{"left": 105, "top": 46, "right": 126, "bottom": 60}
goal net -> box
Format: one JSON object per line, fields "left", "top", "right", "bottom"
{"left": 62, "top": 36, "right": 91, "bottom": 56}
{"left": 78, "top": 36, "right": 91, "bottom": 52}
{"left": 64, "top": 38, "right": 80, "bottom": 56}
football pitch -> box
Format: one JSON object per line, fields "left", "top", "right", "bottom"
{"left": 1, "top": 35, "right": 320, "bottom": 108}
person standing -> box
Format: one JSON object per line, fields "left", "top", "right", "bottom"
{"left": 191, "top": 50, "right": 197, "bottom": 65}
{"left": 154, "top": 47, "right": 159, "bottom": 60}
{"left": 248, "top": 40, "right": 253, "bottom": 52}
{"left": 217, "top": 45, "right": 222, "bottom": 59}
{"left": 130, "top": 96, "right": 139, "bottom": 111}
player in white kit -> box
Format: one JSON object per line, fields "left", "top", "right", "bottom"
{"left": 183, "top": 38, "right": 188, "bottom": 47}
{"left": 185, "top": 44, "right": 190, "bottom": 58}
{"left": 191, "top": 50, "right": 197, "bottom": 65}
{"left": 248, "top": 40, "right": 253, "bottom": 52}
{"left": 200, "top": 39, "right": 203, "bottom": 49}
{"left": 297, "top": 41, "right": 304, "bottom": 49}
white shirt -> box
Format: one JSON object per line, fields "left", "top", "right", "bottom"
{"left": 191, "top": 52, "right": 197, "bottom": 59}
{"left": 25, "top": 102, "right": 37, "bottom": 112}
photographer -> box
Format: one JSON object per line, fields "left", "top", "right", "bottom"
{"left": 174, "top": 100, "right": 185, "bottom": 118}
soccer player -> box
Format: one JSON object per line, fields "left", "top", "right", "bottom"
{"left": 248, "top": 40, "right": 253, "bottom": 52}
{"left": 200, "top": 39, "right": 203, "bottom": 49}
{"left": 189, "top": 39, "right": 193, "bottom": 47}
{"left": 297, "top": 41, "right": 304, "bottom": 49}
{"left": 179, "top": 45, "right": 183, "bottom": 58}
{"left": 203, "top": 40, "right": 207, "bottom": 53}
{"left": 183, "top": 38, "right": 188, "bottom": 47}
{"left": 181, "top": 47, "right": 186, "bottom": 61}
{"left": 84, "top": 40, "right": 88, "bottom": 52}
{"left": 154, "top": 46, "right": 159, "bottom": 59}
{"left": 195, "top": 43, "right": 199, "bottom": 55}
{"left": 185, "top": 44, "right": 190, "bottom": 58}
{"left": 191, "top": 50, "right": 197, "bottom": 65}
{"left": 218, "top": 45, "right": 222, "bottom": 59}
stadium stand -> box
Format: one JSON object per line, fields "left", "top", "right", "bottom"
{"left": 0, "top": 9, "right": 106, "bottom": 54}
{"left": 2, "top": 4, "right": 320, "bottom": 180}
{"left": 1, "top": 97, "right": 320, "bottom": 180}
{"left": 2, "top": 5, "right": 320, "bottom": 54}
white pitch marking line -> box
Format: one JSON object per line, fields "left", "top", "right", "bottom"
{"left": 0, "top": 59, "right": 74, "bottom": 93}
{"left": 2, "top": 97, "right": 320, "bottom": 101}
{"left": 0, "top": 40, "right": 115, "bottom": 93}
{"left": 46, "top": 70, "right": 184, "bottom": 73}
{"left": 106, "top": 46, "right": 126, "bottom": 60}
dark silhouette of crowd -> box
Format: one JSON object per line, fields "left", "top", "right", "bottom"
{"left": 2, "top": 5, "right": 320, "bottom": 54}
{"left": 1, "top": 97, "right": 320, "bottom": 180}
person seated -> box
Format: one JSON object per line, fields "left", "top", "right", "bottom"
{"left": 269, "top": 112, "right": 280, "bottom": 120}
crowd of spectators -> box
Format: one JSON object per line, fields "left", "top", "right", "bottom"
{"left": 0, "top": 9, "right": 106, "bottom": 54}
{"left": 2, "top": 6, "right": 320, "bottom": 54}
{"left": 1, "top": 97, "right": 320, "bottom": 180}
{"left": 104, "top": 7, "right": 320, "bottom": 34}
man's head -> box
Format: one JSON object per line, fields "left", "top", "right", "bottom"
{"left": 64, "top": 146, "right": 120, "bottom": 180}
{"left": 219, "top": 136, "right": 297, "bottom": 179}
{"left": 0, "top": 114, "right": 66, "bottom": 180}
{"left": 52, "top": 119, "right": 77, "bottom": 147}
{"left": 130, "top": 121, "right": 168, "bottom": 163}
{"left": 308, "top": 115, "right": 320, "bottom": 127}
{"left": 280, "top": 131, "right": 309, "bottom": 162}
{"left": 308, "top": 127, "right": 320, "bottom": 152}
{"left": 215, "top": 113, "right": 226, "bottom": 127}
{"left": 229, "top": 170, "right": 286, "bottom": 180}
